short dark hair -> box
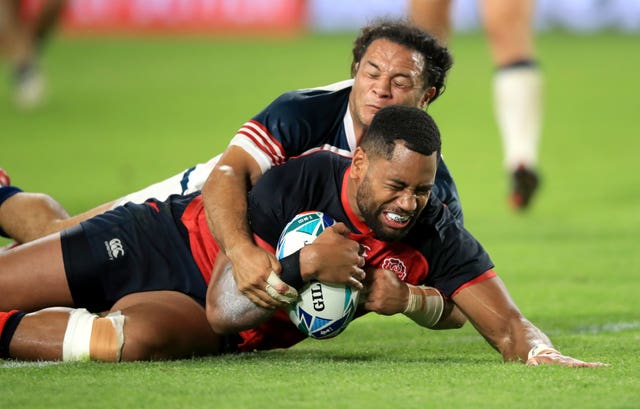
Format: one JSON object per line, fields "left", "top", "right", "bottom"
{"left": 351, "top": 19, "right": 453, "bottom": 103}
{"left": 360, "top": 105, "right": 441, "bottom": 159}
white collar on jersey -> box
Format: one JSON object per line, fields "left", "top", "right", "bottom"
{"left": 305, "top": 78, "right": 357, "bottom": 154}
{"left": 343, "top": 101, "right": 357, "bottom": 153}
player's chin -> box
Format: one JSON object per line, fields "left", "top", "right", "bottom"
{"left": 362, "top": 105, "right": 381, "bottom": 123}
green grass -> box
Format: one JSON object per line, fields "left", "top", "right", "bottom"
{"left": 1, "top": 32, "right": 639, "bottom": 408}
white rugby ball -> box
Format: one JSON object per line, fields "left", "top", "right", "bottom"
{"left": 276, "top": 211, "right": 359, "bottom": 339}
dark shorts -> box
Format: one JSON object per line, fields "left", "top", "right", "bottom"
{"left": 60, "top": 197, "right": 208, "bottom": 312}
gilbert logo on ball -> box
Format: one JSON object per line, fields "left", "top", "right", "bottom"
{"left": 276, "top": 211, "right": 359, "bottom": 339}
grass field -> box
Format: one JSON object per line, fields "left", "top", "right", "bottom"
{"left": 1, "top": 31, "right": 639, "bottom": 408}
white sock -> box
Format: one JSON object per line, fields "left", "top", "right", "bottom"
{"left": 493, "top": 63, "right": 543, "bottom": 172}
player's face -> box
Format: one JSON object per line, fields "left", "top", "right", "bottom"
{"left": 354, "top": 143, "right": 437, "bottom": 241}
{"left": 349, "top": 39, "right": 433, "bottom": 139}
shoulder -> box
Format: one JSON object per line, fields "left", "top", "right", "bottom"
{"left": 410, "top": 197, "right": 471, "bottom": 246}
{"left": 274, "top": 150, "right": 349, "bottom": 180}
{"left": 266, "top": 80, "right": 352, "bottom": 117}
{"left": 407, "top": 197, "right": 494, "bottom": 296}
{"left": 406, "top": 196, "right": 493, "bottom": 268}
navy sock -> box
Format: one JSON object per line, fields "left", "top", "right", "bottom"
{"left": 0, "top": 186, "right": 23, "bottom": 237}
{"left": 497, "top": 59, "right": 539, "bottom": 71}
{"left": 0, "top": 311, "right": 26, "bottom": 359}
{"left": 0, "top": 186, "right": 22, "bottom": 207}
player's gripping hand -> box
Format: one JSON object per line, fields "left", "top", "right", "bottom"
{"left": 226, "top": 241, "right": 287, "bottom": 309}
{"left": 361, "top": 268, "right": 408, "bottom": 315}
{"left": 526, "top": 348, "right": 609, "bottom": 368}
{"left": 299, "top": 222, "right": 366, "bottom": 289}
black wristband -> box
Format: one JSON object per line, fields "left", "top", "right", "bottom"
{"left": 279, "top": 249, "right": 305, "bottom": 290}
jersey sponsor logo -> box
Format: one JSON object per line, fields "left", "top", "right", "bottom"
{"left": 104, "top": 238, "right": 125, "bottom": 260}
{"left": 381, "top": 257, "right": 407, "bottom": 281}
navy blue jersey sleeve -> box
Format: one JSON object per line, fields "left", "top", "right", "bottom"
{"left": 408, "top": 198, "right": 494, "bottom": 297}
{"left": 228, "top": 83, "right": 352, "bottom": 174}
{"left": 255, "top": 87, "right": 349, "bottom": 155}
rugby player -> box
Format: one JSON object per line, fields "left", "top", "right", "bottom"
{"left": 0, "top": 105, "right": 605, "bottom": 367}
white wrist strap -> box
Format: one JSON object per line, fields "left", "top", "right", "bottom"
{"left": 527, "top": 344, "right": 559, "bottom": 360}
{"left": 266, "top": 271, "right": 299, "bottom": 304}
{"left": 403, "top": 285, "right": 444, "bottom": 328}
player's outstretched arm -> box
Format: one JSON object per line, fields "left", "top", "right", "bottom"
{"left": 452, "top": 275, "right": 607, "bottom": 367}
{"left": 202, "top": 146, "right": 284, "bottom": 309}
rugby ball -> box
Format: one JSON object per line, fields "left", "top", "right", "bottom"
{"left": 276, "top": 211, "right": 359, "bottom": 339}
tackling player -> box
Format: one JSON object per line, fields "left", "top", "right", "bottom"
{"left": 0, "top": 105, "right": 605, "bottom": 367}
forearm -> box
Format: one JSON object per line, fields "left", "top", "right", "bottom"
{"left": 499, "top": 316, "right": 554, "bottom": 362}
{"left": 202, "top": 162, "right": 253, "bottom": 254}
{"left": 205, "top": 257, "right": 273, "bottom": 334}
{"left": 453, "top": 276, "right": 554, "bottom": 362}
{"left": 453, "top": 278, "right": 606, "bottom": 367}
{"left": 429, "top": 301, "right": 467, "bottom": 330}
{"left": 402, "top": 284, "right": 444, "bottom": 328}
{"left": 364, "top": 270, "right": 453, "bottom": 328}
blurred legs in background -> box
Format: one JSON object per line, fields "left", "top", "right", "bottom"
{"left": 0, "top": 0, "right": 67, "bottom": 109}
{"left": 409, "top": 0, "right": 542, "bottom": 210}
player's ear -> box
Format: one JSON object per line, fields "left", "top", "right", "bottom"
{"left": 351, "top": 147, "right": 368, "bottom": 180}
{"left": 420, "top": 86, "right": 437, "bottom": 109}
{"left": 351, "top": 61, "right": 360, "bottom": 78}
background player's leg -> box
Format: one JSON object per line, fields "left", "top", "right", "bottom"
{"left": 408, "top": 0, "right": 452, "bottom": 45}
{"left": 409, "top": 0, "right": 451, "bottom": 44}
{"left": 0, "top": 0, "right": 32, "bottom": 69}
{"left": 480, "top": 0, "right": 542, "bottom": 209}
{"left": 0, "top": 0, "right": 41, "bottom": 107}
{"left": 0, "top": 0, "right": 66, "bottom": 108}
{"left": 32, "top": 0, "right": 67, "bottom": 50}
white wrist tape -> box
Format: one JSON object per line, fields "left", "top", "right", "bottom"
{"left": 62, "top": 309, "right": 125, "bottom": 362}
{"left": 403, "top": 285, "right": 444, "bottom": 328}
{"left": 266, "top": 271, "right": 299, "bottom": 304}
{"left": 527, "top": 343, "right": 558, "bottom": 360}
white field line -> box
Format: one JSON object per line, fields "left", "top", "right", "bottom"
{"left": 1, "top": 360, "right": 62, "bottom": 368}
{"left": 573, "top": 321, "right": 640, "bottom": 335}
